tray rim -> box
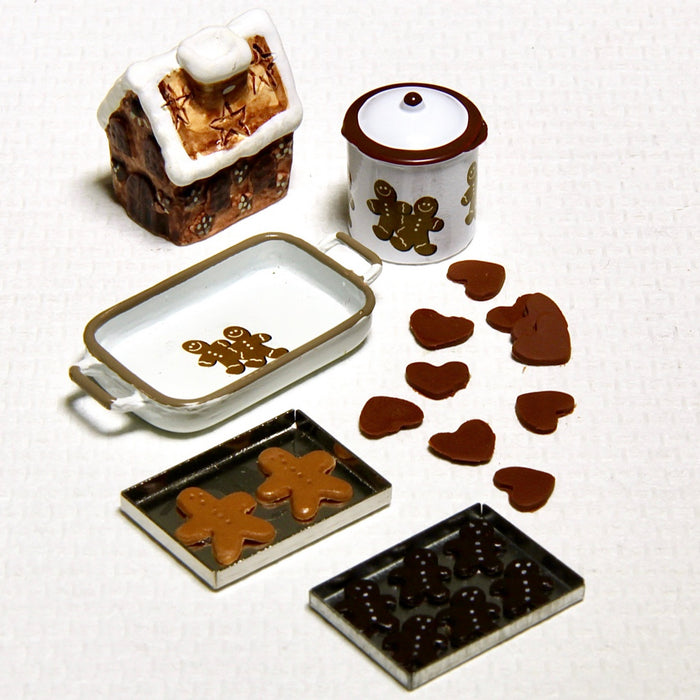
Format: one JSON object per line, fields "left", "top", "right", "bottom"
{"left": 308, "top": 502, "right": 585, "bottom": 690}
{"left": 82, "top": 232, "right": 376, "bottom": 408}
{"left": 120, "top": 408, "right": 393, "bottom": 589}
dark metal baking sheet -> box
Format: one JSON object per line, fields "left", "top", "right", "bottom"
{"left": 309, "top": 503, "right": 584, "bottom": 690}
{"left": 120, "top": 409, "right": 391, "bottom": 589}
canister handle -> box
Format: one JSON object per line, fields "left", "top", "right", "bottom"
{"left": 69, "top": 365, "right": 141, "bottom": 413}
{"left": 320, "top": 231, "right": 383, "bottom": 284}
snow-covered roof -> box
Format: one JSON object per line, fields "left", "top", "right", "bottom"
{"left": 97, "top": 9, "right": 302, "bottom": 187}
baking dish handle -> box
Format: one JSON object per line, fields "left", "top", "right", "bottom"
{"left": 319, "top": 231, "right": 383, "bottom": 284}
{"left": 69, "top": 365, "right": 142, "bottom": 413}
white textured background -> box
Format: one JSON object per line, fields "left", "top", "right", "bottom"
{"left": 1, "top": 0, "right": 698, "bottom": 697}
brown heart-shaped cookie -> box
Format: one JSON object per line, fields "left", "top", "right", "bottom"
{"left": 359, "top": 396, "right": 424, "bottom": 438}
{"left": 512, "top": 312, "right": 571, "bottom": 365}
{"left": 510, "top": 293, "right": 565, "bottom": 338}
{"left": 487, "top": 293, "right": 571, "bottom": 365}
{"left": 493, "top": 467, "right": 555, "bottom": 512}
{"left": 447, "top": 260, "right": 506, "bottom": 301}
{"left": 429, "top": 419, "right": 495, "bottom": 464}
{"left": 405, "top": 361, "right": 470, "bottom": 400}
{"left": 515, "top": 391, "right": 575, "bottom": 433}
{"left": 486, "top": 295, "right": 529, "bottom": 332}
{"left": 409, "top": 309, "right": 474, "bottom": 349}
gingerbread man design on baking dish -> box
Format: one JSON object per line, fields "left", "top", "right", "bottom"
{"left": 181, "top": 338, "right": 248, "bottom": 374}
{"left": 223, "top": 325, "right": 288, "bottom": 369}
{"left": 182, "top": 325, "right": 287, "bottom": 375}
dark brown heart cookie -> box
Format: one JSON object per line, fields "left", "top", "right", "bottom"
{"left": 515, "top": 391, "right": 575, "bottom": 433}
{"left": 405, "top": 361, "right": 470, "bottom": 400}
{"left": 409, "top": 309, "right": 474, "bottom": 349}
{"left": 487, "top": 293, "right": 571, "bottom": 365}
{"left": 359, "top": 396, "right": 424, "bottom": 438}
{"left": 429, "top": 419, "right": 495, "bottom": 464}
{"left": 446, "top": 260, "right": 506, "bottom": 301}
{"left": 493, "top": 467, "right": 555, "bottom": 512}
{"left": 485, "top": 294, "right": 529, "bottom": 332}
{"left": 512, "top": 311, "right": 571, "bottom": 365}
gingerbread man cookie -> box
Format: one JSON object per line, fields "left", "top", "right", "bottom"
{"left": 382, "top": 615, "right": 448, "bottom": 671}
{"left": 256, "top": 447, "right": 353, "bottom": 521}
{"left": 174, "top": 487, "right": 276, "bottom": 566}
{"left": 366, "top": 179, "right": 410, "bottom": 241}
{"left": 222, "top": 326, "right": 288, "bottom": 369}
{"left": 336, "top": 579, "right": 399, "bottom": 638}
{"left": 443, "top": 518, "right": 505, "bottom": 579}
{"left": 181, "top": 339, "right": 245, "bottom": 374}
{"left": 436, "top": 586, "right": 500, "bottom": 647}
{"left": 489, "top": 559, "right": 555, "bottom": 619}
{"left": 388, "top": 548, "right": 451, "bottom": 608}
{"left": 393, "top": 196, "right": 444, "bottom": 256}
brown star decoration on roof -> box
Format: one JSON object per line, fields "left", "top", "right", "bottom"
{"left": 209, "top": 102, "right": 250, "bottom": 148}
{"left": 160, "top": 82, "right": 191, "bottom": 128}
{"left": 249, "top": 41, "right": 278, "bottom": 93}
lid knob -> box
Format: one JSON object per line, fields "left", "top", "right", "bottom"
{"left": 176, "top": 26, "right": 252, "bottom": 85}
{"left": 402, "top": 91, "right": 423, "bottom": 108}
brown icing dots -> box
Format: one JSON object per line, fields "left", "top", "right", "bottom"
{"left": 429, "top": 419, "right": 496, "bottom": 464}
{"left": 493, "top": 466, "right": 555, "bottom": 512}
{"left": 335, "top": 580, "right": 399, "bottom": 638}
{"left": 359, "top": 396, "right": 424, "bottom": 438}
{"left": 382, "top": 615, "right": 448, "bottom": 671}
{"left": 515, "top": 391, "right": 575, "bottom": 434}
{"left": 174, "top": 487, "right": 276, "bottom": 566}
{"left": 409, "top": 308, "right": 474, "bottom": 349}
{"left": 490, "top": 559, "right": 555, "bottom": 619}
{"left": 388, "top": 548, "right": 451, "bottom": 608}
{"left": 256, "top": 447, "right": 353, "bottom": 521}
{"left": 486, "top": 293, "right": 571, "bottom": 365}
{"left": 446, "top": 260, "right": 506, "bottom": 301}
{"left": 405, "top": 361, "right": 470, "bottom": 399}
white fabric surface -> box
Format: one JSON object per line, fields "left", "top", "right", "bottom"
{"left": 1, "top": 0, "right": 698, "bottom": 697}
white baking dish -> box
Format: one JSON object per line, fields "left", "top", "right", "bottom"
{"left": 70, "top": 232, "right": 381, "bottom": 432}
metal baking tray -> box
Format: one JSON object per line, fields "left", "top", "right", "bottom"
{"left": 121, "top": 409, "right": 392, "bottom": 589}
{"left": 309, "top": 503, "right": 584, "bottom": 690}
{"left": 70, "top": 232, "right": 381, "bottom": 432}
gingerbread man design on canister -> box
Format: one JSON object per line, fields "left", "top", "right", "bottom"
{"left": 366, "top": 180, "right": 411, "bottom": 241}
{"left": 392, "top": 196, "right": 444, "bottom": 256}
{"left": 461, "top": 162, "right": 478, "bottom": 225}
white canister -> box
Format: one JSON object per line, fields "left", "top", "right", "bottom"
{"left": 343, "top": 83, "right": 487, "bottom": 264}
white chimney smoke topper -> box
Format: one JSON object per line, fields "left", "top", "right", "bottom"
{"left": 176, "top": 26, "right": 252, "bottom": 85}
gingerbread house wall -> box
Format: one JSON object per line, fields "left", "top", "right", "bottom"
{"left": 106, "top": 92, "right": 293, "bottom": 245}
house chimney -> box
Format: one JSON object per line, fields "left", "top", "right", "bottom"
{"left": 176, "top": 26, "right": 252, "bottom": 108}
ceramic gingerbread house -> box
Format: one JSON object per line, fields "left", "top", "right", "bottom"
{"left": 97, "top": 9, "right": 303, "bottom": 245}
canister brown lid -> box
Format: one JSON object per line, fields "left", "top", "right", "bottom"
{"left": 342, "top": 82, "right": 487, "bottom": 166}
